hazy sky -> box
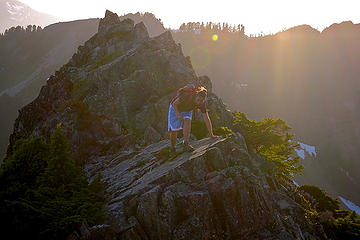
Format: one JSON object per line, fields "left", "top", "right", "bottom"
{"left": 21, "top": 0, "right": 360, "bottom": 35}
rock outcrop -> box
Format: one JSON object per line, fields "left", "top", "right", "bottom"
{"left": 6, "top": 10, "right": 232, "bottom": 161}
{"left": 6, "top": 10, "right": 328, "bottom": 239}
{"left": 83, "top": 136, "right": 325, "bottom": 239}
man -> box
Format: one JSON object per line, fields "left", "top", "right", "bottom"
{"left": 168, "top": 86, "right": 217, "bottom": 154}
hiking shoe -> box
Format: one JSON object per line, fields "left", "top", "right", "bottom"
{"left": 169, "top": 146, "right": 177, "bottom": 157}
{"left": 182, "top": 141, "right": 195, "bottom": 152}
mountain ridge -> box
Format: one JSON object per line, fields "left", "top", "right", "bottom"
{"left": 0, "top": 0, "right": 59, "bottom": 33}
{"left": 3, "top": 10, "right": 351, "bottom": 239}
{"left": 0, "top": 11, "right": 166, "bottom": 160}
{"left": 171, "top": 18, "right": 360, "bottom": 205}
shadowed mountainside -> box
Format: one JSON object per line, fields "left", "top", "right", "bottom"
{"left": 0, "top": 11, "right": 165, "bottom": 160}
{"left": 171, "top": 21, "right": 360, "bottom": 204}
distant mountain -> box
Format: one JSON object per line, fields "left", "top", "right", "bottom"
{"left": 275, "top": 24, "right": 320, "bottom": 37}
{"left": 0, "top": 0, "right": 59, "bottom": 33}
{"left": 120, "top": 12, "right": 165, "bottom": 37}
{"left": 322, "top": 21, "right": 360, "bottom": 36}
{"left": 0, "top": 18, "right": 100, "bottom": 159}
{"left": 171, "top": 20, "right": 360, "bottom": 205}
{"left": 0, "top": 12, "right": 165, "bottom": 93}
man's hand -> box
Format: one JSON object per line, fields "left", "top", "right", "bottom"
{"left": 178, "top": 115, "right": 184, "bottom": 122}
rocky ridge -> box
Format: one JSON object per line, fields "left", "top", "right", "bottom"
{"left": 7, "top": 10, "right": 232, "bottom": 160}
{"left": 82, "top": 136, "right": 326, "bottom": 239}
{"left": 6, "top": 10, "right": 327, "bottom": 239}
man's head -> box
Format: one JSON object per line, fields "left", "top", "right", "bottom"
{"left": 195, "top": 87, "right": 207, "bottom": 105}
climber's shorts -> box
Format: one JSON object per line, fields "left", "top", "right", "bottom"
{"left": 168, "top": 104, "right": 192, "bottom": 132}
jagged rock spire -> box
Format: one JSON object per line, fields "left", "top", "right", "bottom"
{"left": 96, "top": 10, "right": 149, "bottom": 40}
{"left": 98, "top": 10, "right": 120, "bottom": 32}
{"left": 133, "top": 21, "right": 149, "bottom": 39}
{"left": 98, "top": 10, "right": 134, "bottom": 34}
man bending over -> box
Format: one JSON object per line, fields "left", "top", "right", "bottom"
{"left": 168, "top": 86, "right": 217, "bottom": 154}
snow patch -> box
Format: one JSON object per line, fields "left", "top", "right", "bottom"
{"left": 295, "top": 142, "right": 316, "bottom": 159}
{"left": 339, "top": 196, "right": 360, "bottom": 216}
{"left": 339, "top": 168, "right": 356, "bottom": 184}
{"left": 295, "top": 149, "right": 305, "bottom": 159}
{"left": 231, "top": 82, "right": 248, "bottom": 90}
{"left": 6, "top": 1, "right": 24, "bottom": 10}
{"left": 11, "top": 4, "right": 24, "bottom": 11}
{"left": 292, "top": 180, "right": 299, "bottom": 187}
{"left": 7, "top": 9, "right": 16, "bottom": 15}
{"left": 6, "top": 1, "right": 25, "bottom": 17}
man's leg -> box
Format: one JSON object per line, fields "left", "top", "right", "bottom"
{"left": 183, "top": 118, "right": 191, "bottom": 143}
{"left": 170, "top": 130, "right": 177, "bottom": 148}
{"left": 182, "top": 118, "right": 194, "bottom": 151}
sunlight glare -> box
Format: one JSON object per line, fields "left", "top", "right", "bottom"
{"left": 189, "top": 46, "right": 211, "bottom": 70}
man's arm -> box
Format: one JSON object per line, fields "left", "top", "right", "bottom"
{"left": 172, "top": 99, "right": 184, "bottom": 122}
{"left": 202, "top": 112, "right": 216, "bottom": 138}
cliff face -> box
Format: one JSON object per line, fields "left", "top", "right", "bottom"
{"left": 84, "top": 136, "right": 326, "bottom": 240}
{"left": 6, "top": 10, "right": 326, "bottom": 239}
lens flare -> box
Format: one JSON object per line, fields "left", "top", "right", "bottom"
{"left": 212, "top": 34, "right": 218, "bottom": 41}
{"left": 189, "top": 46, "right": 211, "bottom": 70}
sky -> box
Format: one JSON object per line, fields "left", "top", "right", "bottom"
{"left": 20, "top": 0, "right": 360, "bottom": 35}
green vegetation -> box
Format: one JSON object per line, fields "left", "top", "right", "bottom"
{"left": 191, "top": 120, "right": 208, "bottom": 139}
{"left": 56, "top": 78, "right": 98, "bottom": 131}
{"left": 56, "top": 99, "right": 92, "bottom": 131}
{"left": 191, "top": 123, "right": 233, "bottom": 139}
{"left": 178, "top": 22, "right": 245, "bottom": 35}
{"left": 72, "top": 101, "right": 92, "bottom": 131}
{"left": 105, "top": 30, "right": 132, "bottom": 41}
{"left": 233, "top": 111, "right": 303, "bottom": 179}
{"left": 0, "top": 127, "right": 105, "bottom": 240}
{"left": 72, "top": 78, "right": 98, "bottom": 101}
{"left": 298, "top": 185, "right": 340, "bottom": 213}
{"left": 213, "top": 126, "right": 233, "bottom": 137}
{"left": 298, "top": 185, "right": 360, "bottom": 239}
{"left": 88, "top": 50, "right": 124, "bottom": 71}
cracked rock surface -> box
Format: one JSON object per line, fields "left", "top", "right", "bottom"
{"left": 84, "top": 137, "right": 325, "bottom": 240}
